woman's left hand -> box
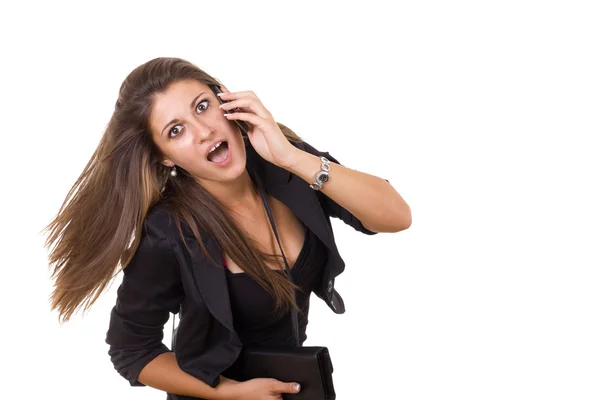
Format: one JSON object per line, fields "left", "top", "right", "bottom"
{"left": 218, "top": 90, "right": 298, "bottom": 168}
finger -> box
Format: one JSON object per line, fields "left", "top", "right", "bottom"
{"left": 273, "top": 381, "right": 301, "bottom": 394}
{"left": 217, "top": 90, "right": 258, "bottom": 100}
{"left": 218, "top": 90, "right": 266, "bottom": 113}
{"left": 219, "top": 98, "right": 271, "bottom": 120}
{"left": 224, "top": 112, "right": 264, "bottom": 130}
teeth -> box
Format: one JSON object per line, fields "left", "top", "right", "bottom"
{"left": 208, "top": 141, "right": 224, "bottom": 154}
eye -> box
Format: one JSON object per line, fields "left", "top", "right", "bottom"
{"left": 167, "top": 99, "right": 210, "bottom": 139}
{"left": 168, "top": 125, "right": 183, "bottom": 139}
{"left": 195, "top": 99, "right": 209, "bottom": 114}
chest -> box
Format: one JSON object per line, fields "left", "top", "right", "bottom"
{"left": 222, "top": 195, "right": 307, "bottom": 273}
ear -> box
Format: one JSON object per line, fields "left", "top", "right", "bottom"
{"left": 161, "top": 159, "right": 175, "bottom": 168}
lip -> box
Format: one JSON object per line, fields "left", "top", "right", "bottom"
{"left": 205, "top": 139, "right": 228, "bottom": 159}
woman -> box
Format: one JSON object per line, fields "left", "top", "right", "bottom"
{"left": 43, "top": 57, "right": 411, "bottom": 399}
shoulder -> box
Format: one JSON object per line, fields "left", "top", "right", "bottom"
{"left": 144, "top": 201, "right": 213, "bottom": 245}
{"left": 120, "top": 204, "right": 183, "bottom": 283}
{"left": 143, "top": 203, "right": 172, "bottom": 237}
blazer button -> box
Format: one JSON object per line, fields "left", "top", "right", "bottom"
{"left": 327, "top": 280, "right": 333, "bottom": 292}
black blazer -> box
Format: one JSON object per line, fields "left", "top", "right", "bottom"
{"left": 105, "top": 140, "right": 381, "bottom": 398}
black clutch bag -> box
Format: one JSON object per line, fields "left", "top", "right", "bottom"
{"left": 236, "top": 346, "right": 335, "bottom": 400}
{"left": 237, "top": 173, "right": 336, "bottom": 399}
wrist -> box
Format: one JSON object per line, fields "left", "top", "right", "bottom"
{"left": 280, "top": 149, "right": 331, "bottom": 189}
{"left": 308, "top": 156, "right": 330, "bottom": 190}
{"left": 212, "top": 376, "right": 241, "bottom": 400}
{"left": 277, "top": 146, "right": 303, "bottom": 171}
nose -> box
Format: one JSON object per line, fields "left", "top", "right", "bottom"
{"left": 189, "top": 119, "right": 214, "bottom": 144}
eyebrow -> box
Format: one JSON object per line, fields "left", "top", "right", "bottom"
{"left": 161, "top": 91, "right": 207, "bottom": 136}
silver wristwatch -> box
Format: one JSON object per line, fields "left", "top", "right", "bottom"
{"left": 309, "top": 156, "right": 331, "bottom": 190}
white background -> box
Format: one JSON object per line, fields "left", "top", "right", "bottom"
{"left": 1, "top": 1, "right": 598, "bottom": 399}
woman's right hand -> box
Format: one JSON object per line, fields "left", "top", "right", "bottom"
{"left": 217, "top": 377, "right": 301, "bottom": 399}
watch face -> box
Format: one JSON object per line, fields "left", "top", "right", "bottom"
{"left": 316, "top": 171, "right": 329, "bottom": 183}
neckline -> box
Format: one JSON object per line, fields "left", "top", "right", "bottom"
{"left": 226, "top": 224, "right": 310, "bottom": 276}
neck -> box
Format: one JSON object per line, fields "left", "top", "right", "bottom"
{"left": 201, "top": 169, "right": 263, "bottom": 214}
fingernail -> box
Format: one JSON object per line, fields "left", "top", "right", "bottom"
{"left": 217, "top": 93, "right": 223, "bottom": 97}
{"left": 294, "top": 383, "right": 301, "bottom": 392}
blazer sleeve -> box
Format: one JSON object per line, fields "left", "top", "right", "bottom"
{"left": 105, "top": 216, "right": 184, "bottom": 387}
{"left": 299, "top": 141, "right": 385, "bottom": 235}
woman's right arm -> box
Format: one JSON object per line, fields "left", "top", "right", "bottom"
{"left": 105, "top": 216, "right": 222, "bottom": 398}
{"left": 138, "top": 352, "right": 236, "bottom": 399}
{"left": 139, "top": 353, "right": 300, "bottom": 399}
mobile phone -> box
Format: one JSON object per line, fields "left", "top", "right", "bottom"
{"left": 208, "top": 84, "right": 249, "bottom": 138}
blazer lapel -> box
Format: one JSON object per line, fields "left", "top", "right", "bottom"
{"left": 268, "top": 173, "right": 335, "bottom": 256}
{"left": 185, "top": 236, "right": 236, "bottom": 335}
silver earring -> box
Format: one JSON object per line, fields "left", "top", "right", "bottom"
{"left": 170, "top": 166, "right": 177, "bottom": 177}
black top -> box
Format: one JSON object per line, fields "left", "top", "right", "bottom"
{"left": 224, "top": 223, "right": 327, "bottom": 347}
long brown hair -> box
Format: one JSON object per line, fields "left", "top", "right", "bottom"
{"left": 42, "top": 57, "right": 305, "bottom": 323}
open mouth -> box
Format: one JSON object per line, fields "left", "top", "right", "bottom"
{"left": 207, "top": 141, "right": 229, "bottom": 163}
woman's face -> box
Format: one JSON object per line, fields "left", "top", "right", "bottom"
{"left": 149, "top": 79, "right": 247, "bottom": 185}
